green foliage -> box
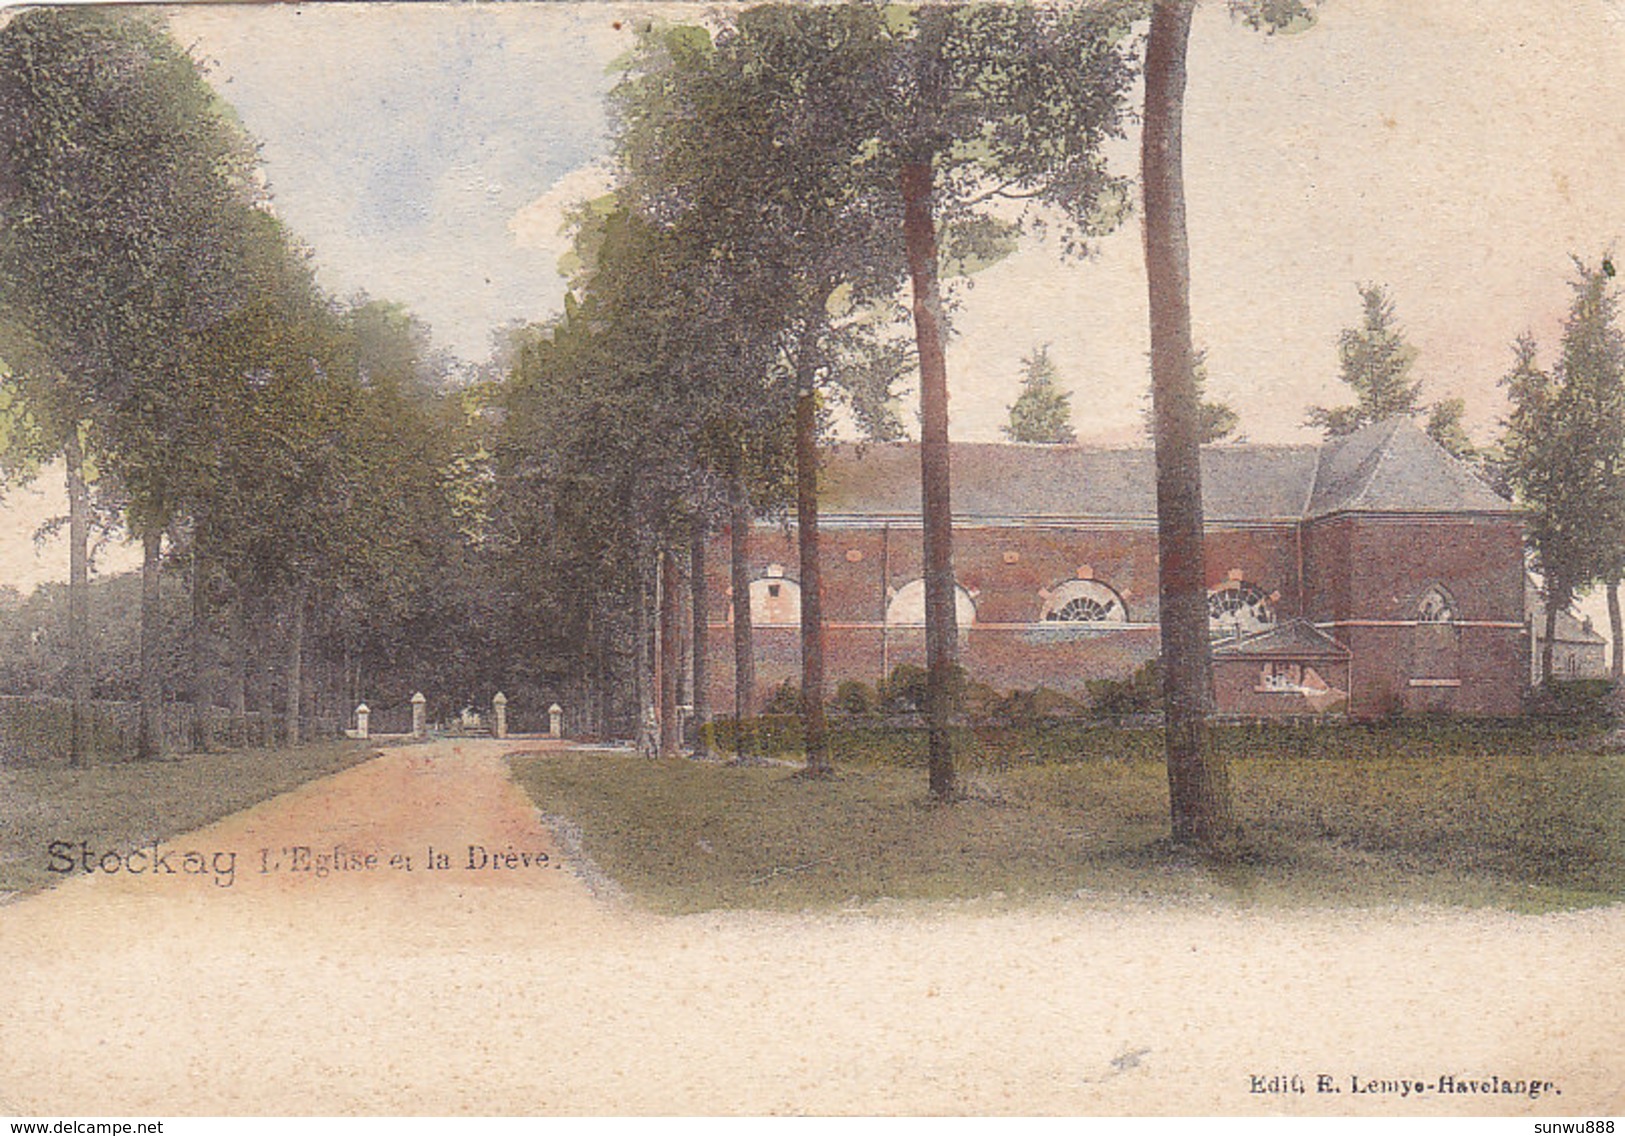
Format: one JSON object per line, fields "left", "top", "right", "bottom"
{"left": 0, "top": 9, "right": 511, "bottom": 737}
{"left": 991, "top": 685, "right": 1084, "bottom": 728}
{"left": 832, "top": 679, "right": 879, "bottom": 716}
{"left": 960, "top": 680, "right": 1004, "bottom": 724}
{"left": 512, "top": 723, "right": 1625, "bottom": 913}
{"left": 1085, "top": 658, "right": 1162, "bottom": 719}
{"left": 1002, "top": 344, "right": 1076, "bottom": 444}
{"left": 1425, "top": 396, "right": 1478, "bottom": 462}
{"left": 1198, "top": 395, "right": 1241, "bottom": 445}
{"left": 1308, "top": 282, "right": 1479, "bottom": 456}
{"left": 599, "top": 5, "right": 1137, "bottom": 769}
{"left": 879, "top": 663, "right": 930, "bottom": 713}
{"left": 1229, "top": 0, "right": 1319, "bottom": 35}
{"left": 763, "top": 680, "right": 801, "bottom": 716}
{"left": 1500, "top": 258, "right": 1625, "bottom": 629}
{"left": 0, "top": 573, "right": 183, "bottom": 701}
{"left": 882, "top": 3, "right": 1139, "bottom": 246}
{"left": 1141, "top": 347, "right": 1242, "bottom": 444}
{"left": 1524, "top": 679, "right": 1615, "bottom": 723}
{"left": 0, "top": 8, "right": 267, "bottom": 534}
{"left": 938, "top": 214, "right": 1022, "bottom": 278}
{"left": 1, "top": 738, "right": 370, "bottom": 892}
{"left": 1307, "top": 283, "right": 1423, "bottom": 437}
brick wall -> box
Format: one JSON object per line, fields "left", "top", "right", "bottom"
{"left": 698, "top": 511, "right": 1526, "bottom": 718}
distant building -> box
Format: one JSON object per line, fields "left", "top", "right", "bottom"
{"left": 1526, "top": 582, "right": 1608, "bottom": 683}
{"left": 704, "top": 418, "right": 1527, "bottom": 720}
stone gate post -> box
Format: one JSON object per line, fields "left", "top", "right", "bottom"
{"left": 492, "top": 692, "right": 508, "bottom": 739}
{"left": 355, "top": 703, "right": 370, "bottom": 740}
{"left": 411, "top": 691, "right": 427, "bottom": 738}
{"left": 549, "top": 703, "right": 563, "bottom": 739}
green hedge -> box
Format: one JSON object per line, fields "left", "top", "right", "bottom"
{"left": 0, "top": 695, "right": 333, "bottom": 767}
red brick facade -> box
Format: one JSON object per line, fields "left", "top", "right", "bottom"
{"left": 695, "top": 421, "right": 1528, "bottom": 720}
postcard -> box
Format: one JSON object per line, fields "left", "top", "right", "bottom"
{"left": 0, "top": 0, "right": 1620, "bottom": 1120}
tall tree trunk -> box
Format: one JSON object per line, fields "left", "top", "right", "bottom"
{"left": 303, "top": 639, "right": 319, "bottom": 737}
{"left": 284, "top": 590, "right": 305, "bottom": 747}
{"left": 1610, "top": 577, "right": 1622, "bottom": 682}
{"left": 1542, "top": 595, "right": 1559, "bottom": 687}
{"left": 1143, "top": 0, "right": 1236, "bottom": 851}
{"left": 254, "top": 619, "right": 274, "bottom": 746}
{"left": 135, "top": 528, "right": 163, "bottom": 762}
{"left": 189, "top": 545, "right": 209, "bottom": 753}
{"left": 690, "top": 519, "right": 712, "bottom": 758}
{"left": 635, "top": 557, "right": 657, "bottom": 758}
{"left": 658, "top": 547, "right": 681, "bottom": 758}
{"left": 64, "top": 429, "right": 91, "bottom": 768}
{"left": 729, "top": 465, "right": 756, "bottom": 760}
{"left": 230, "top": 609, "right": 248, "bottom": 749}
{"left": 795, "top": 369, "right": 831, "bottom": 778}
{"left": 901, "top": 156, "right": 958, "bottom": 803}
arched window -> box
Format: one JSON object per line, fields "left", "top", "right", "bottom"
{"left": 885, "top": 579, "right": 977, "bottom": 627}
{"left": 1208, "top": 581, "right": 1274, "bottom": 639}
{"left": 749, "top": 568, "right": 801, "bottom": 626}
{"left": 1041, "top": 578, "right": 1128, "bottom": 624}
{"left": 1417, "top": 585, "right": 1457, "bottom": 623}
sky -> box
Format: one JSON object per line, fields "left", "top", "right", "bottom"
{"left": 6, "top": 0, "right": 1625, "bottom": 607}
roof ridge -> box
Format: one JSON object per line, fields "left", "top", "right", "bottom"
{"left": 1301, "top": 437, "right": 1325, "bottom": 518}
{"left": 1348, "top": 419, "right": 1400, "bottom": 510}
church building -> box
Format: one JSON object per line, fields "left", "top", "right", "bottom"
{"left": 704, "top": 418, "right": 1528, "bottom": 720}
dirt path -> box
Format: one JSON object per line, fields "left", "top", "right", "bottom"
{"left": 0, "top": 739, "right": 1619, "bottom": 1116}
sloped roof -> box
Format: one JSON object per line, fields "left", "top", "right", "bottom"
{"left": 1212, "top": 619, "right": 1351, "bottom": 659}
{"left": 820, "top": 418, "right": 1512, "bottom": 522}
{"left": 1526, "top": 579, "right": 1608, "bottom": 645}
{"left": 1305, "top": 417, "right": 1511, "bottom": 517}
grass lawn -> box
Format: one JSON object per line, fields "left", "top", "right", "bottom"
{"left": 510, "top": 723, "right": 1625, "bottom": 915}
{"left": 0, "top": 739, "right": 376, "bottom": 894}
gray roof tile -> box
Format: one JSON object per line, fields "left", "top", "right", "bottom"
{"left": 1213, "top": 619, "right": 1351, "bottom": 658}
{"left": 820, "top": 418, "right": 1512, "bottom": 522}
{"left": 1306, "top": 418, "right": 1511, "bottom": 517}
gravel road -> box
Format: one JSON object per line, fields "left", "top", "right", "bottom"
{"left": 0, "top": 739, "right": 1617, "bottom": 1116}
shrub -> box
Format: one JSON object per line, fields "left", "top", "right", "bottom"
{"left": 879, "top": 664, "right": 929, "bottom": 713}
{"left": 1526, "top": 678, "right": 1615, "bottom": 723}
{"left": 961, "top": 681, "right": 1004, "bottom": 724}
{"left": 997, "top": 685, "right": 1085, "bottom": 727}
{"left": 1086, "top": 658, "right": 1161, "bottom": 719}
{"left": 763, "top": 680, "right": 801, "bottom": 715}
{"left": 832, "top": 679, "right": 878, "bottom": 716}
{"left": 878, "top": 662, "right": 967, "bottom": 715}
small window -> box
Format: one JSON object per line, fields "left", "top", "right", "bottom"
{"left": 1417, "top": 585, "right": 1457, "bottom": 623}
{"left": 885, "top": 579, "right": 977, "bottom": 627}
{"left": 1051, "top": 596, "right": 1115, "bottom": 622}
{"left": 1209, "top": 581, "right": 1274, "bottom": 640}
{"left": 1040, "top": 578, "right": 1127, "bottom": 624}
{"left": 749, "top": 576, "right": 801, "bottom": 626}
{"left": 1260, "top": 662, "right": 1302, "bottom": 691}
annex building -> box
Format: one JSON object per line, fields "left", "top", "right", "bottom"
{"left": 704, "top": 417, "right": 1529, "bottom": 720}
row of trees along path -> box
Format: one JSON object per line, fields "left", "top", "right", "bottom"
{"left": 0, "top": 10, "right": 495, "bottom": 764}
{"left": 12, "top": 4, "right": 1622, "bottom": 859}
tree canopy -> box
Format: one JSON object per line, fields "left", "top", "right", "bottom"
{"left": 1004, "top": 345, "right": 1076, "bottom": 444}
{"left": 1, "top": 8, "right": 494, "bottom": 755}
{"left": 1307, "top": 283, "right": 1423, "bottom": 437}
{"left": 1500, "top": 257, "right": 1625, "bottom": 684}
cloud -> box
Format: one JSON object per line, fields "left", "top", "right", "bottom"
{"left": 508, "top": 162, "right": 616, "bottom": 260}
